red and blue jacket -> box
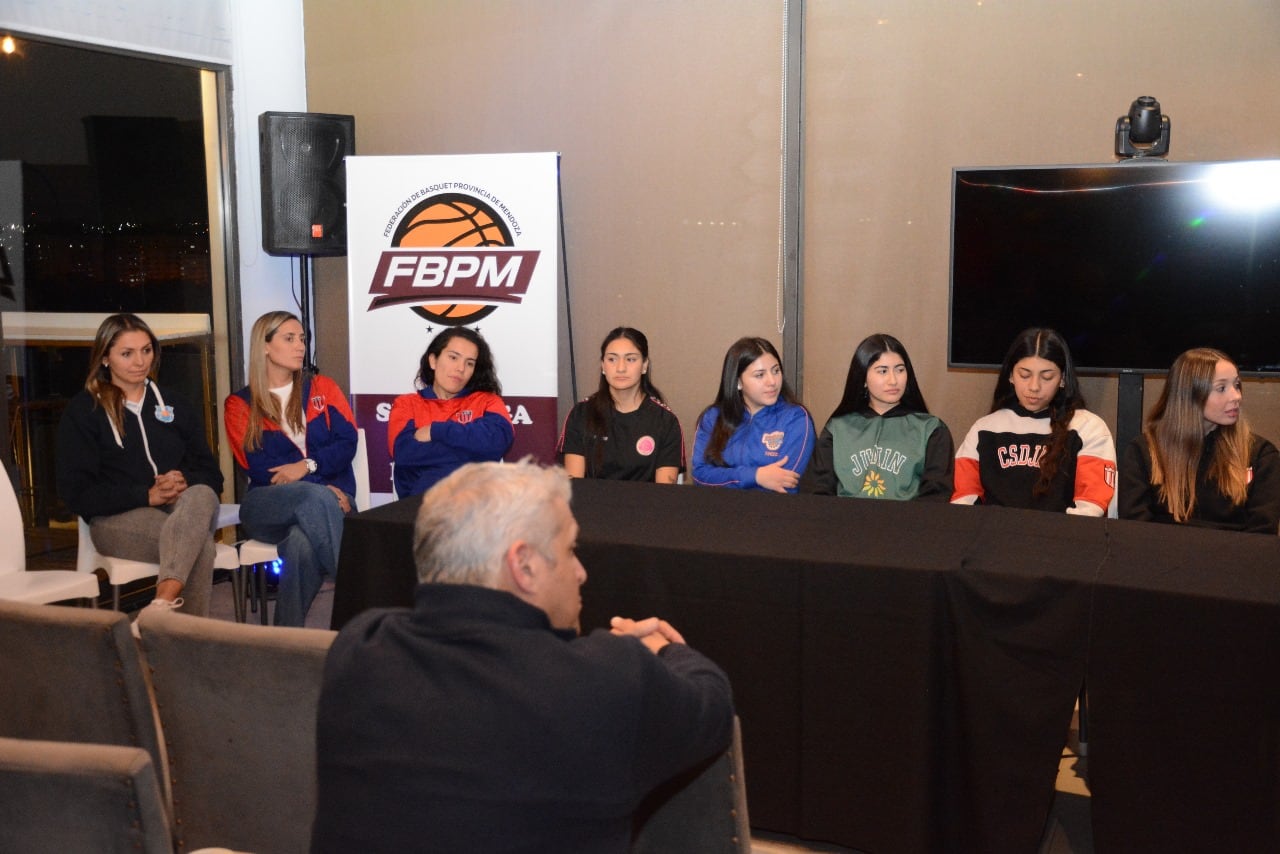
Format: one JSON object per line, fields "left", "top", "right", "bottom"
{"left": 387, "top": 386, "right": 513, "bottom": 497}
{"left": 225, "top": 374, "right": 358, "bottom": 496}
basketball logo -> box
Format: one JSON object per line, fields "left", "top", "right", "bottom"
{"left": 391, "top": 192, "right": 514, "bottom": 326}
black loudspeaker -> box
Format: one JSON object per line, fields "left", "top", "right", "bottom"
{"left": 259, "top": 111, "right": 355, "bottom": 256}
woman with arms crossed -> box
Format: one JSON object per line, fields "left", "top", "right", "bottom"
{"left": 557, "top": 327, "right": 683, "bottom": 483}
{"left": 56, "top": 313, "right": 222, "bottom": 615}
{"left": 693, "top": 336, "right": 815, "bottom": 493}
{"left": 388, "top": 327, "right": 513, "bottom": 498}
{"left": 952, "top": 327, "right": 1116, "bottom": 515}
{"left": 225, "top": 311, "right": 357, "bottom": 626}
{"left": 1119, "top": 347, "right": 1280, "bottom": 533}
{"left": 802, "top": 333, "right": 953, "bottom": 500}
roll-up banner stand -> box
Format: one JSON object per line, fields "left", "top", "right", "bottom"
{"left": 346, "top": 153, "right": 560, "bottom": 504}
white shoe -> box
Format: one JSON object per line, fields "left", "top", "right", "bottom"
{"left": 132, "top": 597, "right": 185, "bottom": 638}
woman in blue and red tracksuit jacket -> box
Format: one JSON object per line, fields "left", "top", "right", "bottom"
{"left": 225, "top": 311, "right": 357, "bottom": 626}
{"left": 387, "top": 327, "right": 513, "bottom": 498}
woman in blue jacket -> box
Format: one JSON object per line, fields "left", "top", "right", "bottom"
{"left": 692, "top": 336, "right": 814, "bottom": 493}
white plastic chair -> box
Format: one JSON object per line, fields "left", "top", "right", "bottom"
{"left": 0, "top": 470, "right": 100, "bottom": 606}
{"left": 76, "top": 519, "right": 160, "bottom": 612}
{"left": 238, "top": 428, "right": 370, "bottom": 624}
{"left": 77, "top": 506, "right": 241, "bottom": 613}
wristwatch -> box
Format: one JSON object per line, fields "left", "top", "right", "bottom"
{"left": 303, "top": 458, "right": 318, "bottom": 474}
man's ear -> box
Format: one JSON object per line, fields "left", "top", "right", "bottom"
{"left": 503, "top": 540, "right": 538, "bottom": 595}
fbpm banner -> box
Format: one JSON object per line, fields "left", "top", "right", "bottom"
{"left": 346, "top": 153, "right": 560, "bottom": 502}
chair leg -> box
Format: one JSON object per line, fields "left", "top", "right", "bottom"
{"left": 112, "top": 584, "right": 121, "bottom": 612}
{"left": 256, "top": 564, "right": 270, "bottom": 626}
{"left": 1077, "top": 682, "right": 1089, "bottom": 757}
{"left": 231, "top": 567, "right": 246, "bottom": 623}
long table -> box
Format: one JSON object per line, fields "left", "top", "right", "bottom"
{"left": 332, "top": 479, "right": 1280, "bottom": 853}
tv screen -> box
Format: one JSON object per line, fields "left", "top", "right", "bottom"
{"left": 949, "top": 159, "right": 1280, "bottom": 373}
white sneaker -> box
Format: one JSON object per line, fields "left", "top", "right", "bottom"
{"left": 131, "top": 597, "right": 184, "bottom": 638}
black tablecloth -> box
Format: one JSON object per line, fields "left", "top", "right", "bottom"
{"left": 332, "top": 479, "right": 1280, "bottom": 853}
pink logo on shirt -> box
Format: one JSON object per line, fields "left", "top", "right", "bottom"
{"left": 309, "top": 395, "right": 326, "bottom": 413}
{"left": 761, "top": 431, "right": 785, "bottom": 453}
{"left": 635, "top": 435, "right": 656, "bottom": 456}
{"left": 457, "top": 409, "right": 474, "bottom": 424}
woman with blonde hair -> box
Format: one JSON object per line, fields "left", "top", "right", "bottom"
{"left": 56, "top": 313, "right": 222, "bottom": 615}
{"left": 225, "top": 311, "right": 357, "bottom": 625}
{"left": 1120, "top": 347, "right": 1280, "bottom": 533}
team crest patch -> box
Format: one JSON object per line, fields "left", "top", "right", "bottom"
{"left": 456, "top": 409, "right": 474, "bottom": 424}
{"left": 310, "top": 394, "right": 326, "bottom": 413}
{"left": 636, "top": 435, "right": 656, "bottom": 456}
{"left": 761, "top": 430, "right": 785, "bottom": 453}
{"left": 1104, "top": 464, "right": 1117, "bottom": 488}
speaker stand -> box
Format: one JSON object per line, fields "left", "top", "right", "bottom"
{"left": 1116, "top": 370, "right": 1144, "bottom": 464}
{"left": 298, "top": 254, "right": 317, "bottom": 374}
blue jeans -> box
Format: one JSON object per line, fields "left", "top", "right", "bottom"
{"left": 240, "top": 481, "right": 348, "bottom": 627}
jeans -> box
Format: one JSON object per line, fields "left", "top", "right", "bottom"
{"left": 240, "top": 481, "right": 348, "bottom": 627}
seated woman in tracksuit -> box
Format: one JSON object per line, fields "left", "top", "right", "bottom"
{"left": 387, "top": 327, "right": 513, "bottom": 498}
{"left": 225, "top": 310, "right": 357, "bottom": 626}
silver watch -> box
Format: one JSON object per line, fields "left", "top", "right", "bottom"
{"left": 303, "top": 458, "right": 318, "bottom": 474}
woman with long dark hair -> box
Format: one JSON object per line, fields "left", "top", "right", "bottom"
{"left": 802, "top": 333, "right": 953, "bottom": 500}
{"left": 388, "top": 327, "right": 513, "bottom": 498}
{"left": 952, "top": 327, "right": 1115, "bottom": 515}
{"left": 225, "top": 310, "right": 357, "bottom": 626}
{"left": 557, "top": 327, "right": 683, "bottom": 483}
{"left": 692, "top": 336, "right": 814, "bottom": 493}
{"left": 57, "top": 313, "right": 222, "bottom": 615}
{"left": 1120, "top": 347, "right": 1280, "bottom": 532}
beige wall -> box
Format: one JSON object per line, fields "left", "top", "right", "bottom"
{"left": 304, "top": 0, "right": 1280, "bottom": 458}
{"left": 803, "top": 1, "right": 1280, "bottom": 445}
{"left": 304, "top": 0, "right": 784, "bottom": 442}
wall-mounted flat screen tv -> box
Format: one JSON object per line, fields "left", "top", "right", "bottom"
{"left": 949, "top": 159, "right": 1280, "bottom": 373}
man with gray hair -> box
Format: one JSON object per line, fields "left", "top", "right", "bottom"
{"left": 311, "top": 459, "right": 734, "bottom": 853}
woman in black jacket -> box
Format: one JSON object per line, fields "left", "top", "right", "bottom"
{"left": 56, "top": 313, "right": 223, "bottom": 614}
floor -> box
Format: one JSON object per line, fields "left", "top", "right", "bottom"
{"left": 27, "top": 529, "right": 1094, "bottom": 854}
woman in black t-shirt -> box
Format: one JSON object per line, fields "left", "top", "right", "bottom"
{"left": 557, "top": 327, "right": 684, "bottom": 483}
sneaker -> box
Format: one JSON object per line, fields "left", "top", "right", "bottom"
{"left": 131, "top": 597, "right": 185, "bottom": 638}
